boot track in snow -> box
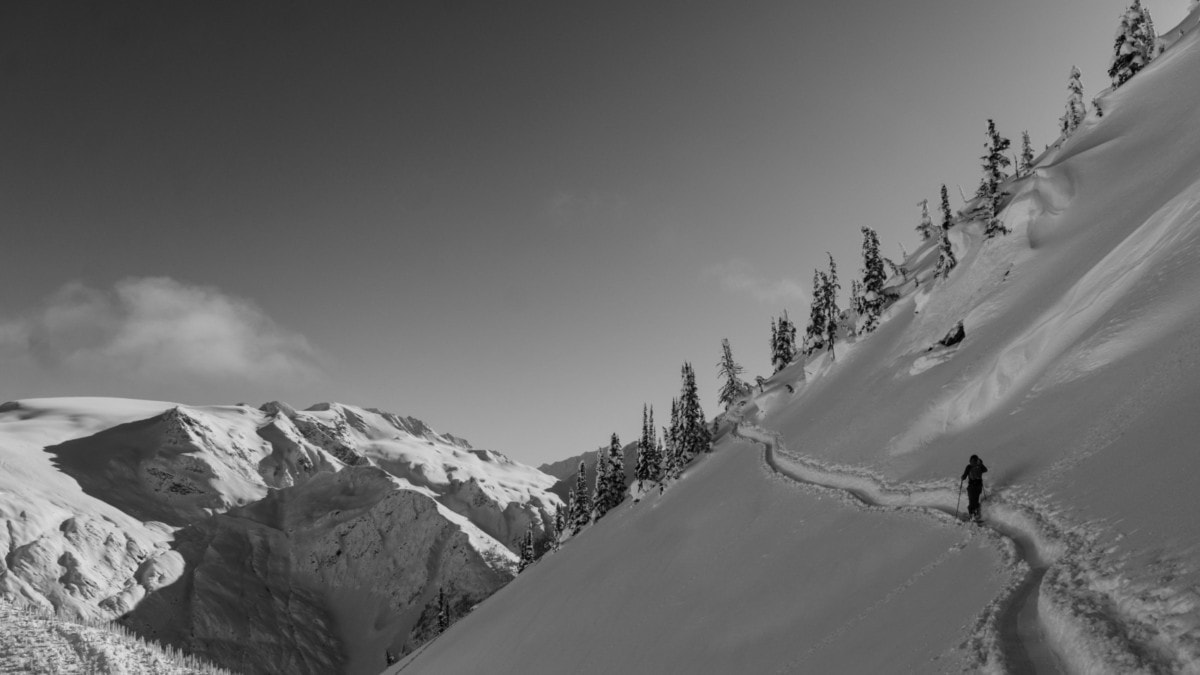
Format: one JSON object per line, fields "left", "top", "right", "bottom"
{"left": 728, "top": 419, "right": 1190, "bottom": 675}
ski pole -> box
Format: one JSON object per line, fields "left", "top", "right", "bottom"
{"left": 955, "top": 479, "right": 963, "bottom": 521}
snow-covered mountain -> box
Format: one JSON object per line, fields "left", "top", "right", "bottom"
{"left": 0, "top": 396, "right": 562, "bottom": 674}
{"left": 396, "top": 6, "right": 1200, "bottom": 674}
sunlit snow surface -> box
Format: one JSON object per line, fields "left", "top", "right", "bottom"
{"left": 400, "top": 5, "right": 1200, "bottom": 673}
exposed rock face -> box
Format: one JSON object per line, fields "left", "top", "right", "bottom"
{"left": 0, "top": 397, "right": 562, "bottom": 675}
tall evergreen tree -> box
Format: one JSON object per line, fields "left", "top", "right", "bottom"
{"left": 849, "top": 280, "right": 865, "bottom": 328}
{"left": 821, "top": 254, "right": 841, "bottom": 357}
{"left": 935, "top": 184, "right": 957, "bottom": 280}
{"left": 980, "top": 119, "right": 1012, "bottom": 237}
{"left": 517, "top": 525, "right": 535, "bottom": 572}
{"left": 592, "top": 447, "right": 610, "bottom": 519}
{"left": 768, "top": 317, "right": 778, "bottom": 370}
{"left": 437, "top": 587, "right": 450, "bottom": 633}
{"left": 859, "top": 227, "right": 886, "bottom": 333}
{"left": 717, "top": 339, "right": 747, "bottom": 409}
{"left": 551, "top": 504, "right": 565, "bottom": 551}
{"left": 804, "top": 269, "right": 826, "bottom": 355}
{"left": 635, "top": 405, "right": 660, "bottom": 489}
{"left": 570, "top": 461, "right": 591, "bottom": 534}
{"left": 1109, "top": 1, "right": 1158, "bottom": 88}
{"left": 1019, "top": 131, "right": 1035, "bottom": 176}
{"left": 662, "top": 398, "right": 682, "bottom": 480}
{"left": 770, "top": 313, "right": 796, "bottom": 373}
{"left": 1060, "top": 66, "right": 1087, "bottom": 138}
{"left": 678, "top": 363, "right": 711, "bottom": 458}
{"left": 604, "top": 433, "right": 625, "bottom": 512}
{"left": 916, "top": 199, "right": 933, "bottom": 241}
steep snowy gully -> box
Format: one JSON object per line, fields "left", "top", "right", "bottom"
{"left": 729, "top": 411, "right": 1193, "bottom": 675}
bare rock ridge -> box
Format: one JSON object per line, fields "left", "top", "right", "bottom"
{"left": 0, "top": 397, "right": 563, "bottom": 675}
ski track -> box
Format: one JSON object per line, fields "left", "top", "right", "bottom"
{"left": 728, "top": 418, "right": 1190, "bottom": 675}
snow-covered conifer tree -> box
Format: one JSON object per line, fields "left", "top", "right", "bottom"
{"left": 592, "top": 448, "right": 610, "bottom": 519}
{"left": 804, "top": 270, "right": 826, "bottom": 355}
{"left": 551, "top": 504, "right": 565, "bottom": 551}
{"left": 770, "top": 313, "right": 796, "bottom": 373}
{"left": 1019, "top": 131, "right": 1035, "bottom": 176}
{"left": 517, "top": 525, "right": 535, "bottom": 572}
{"left": 935, "top": 184, "right": 957, "bottom": 280}
{"left": 768, "top": 317, "right": 778, "bottom": 369}
{"left": 1060, "top": 66, "right": 1086, "bottom": 138}
{"left": 635, "top": 405, "right": 660, "bottom": 490}
{"left": 859, "top": 227, "right": 885, "bottom": 333}
{"left": 717, "top": 338, "right": 747, "bottom": 409}
{"left": 662, "top": 398, "right": 682, "bottom": 481}
{"left": 980, "top": 119, "right": 1012, "bottom": 237}
{"left": 604, "top": 433, "right": 625, "bottom": 511}
{"left": 570, "top": 461, "right": 591, "bottom": 534}
{"left": 821, "top": 254, "right": 841, "bottom": 357}
{"left": 1110, "top": 1, "right": 1158, "bottom": 88}
{"left": 849, "top": 280, "right": 865, "bottom": 329}
{"left": 916, "top": 199, "right": 933, "bottom": 241}
{"left": 678, "top": 363, "right": 711, "bottom": 458}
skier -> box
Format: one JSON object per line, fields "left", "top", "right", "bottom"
{"left": 960, "top": 454, "right": 988, "bottom": 522}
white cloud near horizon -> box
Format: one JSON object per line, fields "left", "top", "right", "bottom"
{"left": 708, "top": 259, "right": 808, "bottom": 307}
{"left": 0, "top": 277, "right": 320, "bottom": 382}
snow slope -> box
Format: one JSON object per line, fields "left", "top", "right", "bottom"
{"left": 398, "top": 7, "right": 1200, "bottom": 674}
{"left": 397, "top": 429, "right": 1009, "bottom": 674}
{"left": 0, "top": 397, "right": 563, "bottom": 674}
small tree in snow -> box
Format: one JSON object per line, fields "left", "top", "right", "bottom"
{"left": 678, "top": 362, "right": 711, "bottom": 458}
{"left": 593, "top": 433, "right": 625, "bottom": 519}
{"left": 804, "top": 269, "right": 826, "bottom": 355}
{"left": 935, "top": 185, "right": 957, "bottom": 280}
{"left": 717, "top": 339, "right": 747, "bottom": 409}
{"left": 570, "top": 461, "right": 591, "bottom": 534}
{"left": 916, "top": 199, "right": 933, "bottom": 241}
{"left": 821, "top": 254, "right": 841, "bottom": 357}
{"left": 980, "top": 119, "right": 1012, "bottom": 237}
{"left": 1109, "top": 1, "right": 1158, "bottom": 88}
{"left": 517, "top": 525, "right": 535, "bottom": 572}
{"left": 604, "top": 432, "right": 625, "bottom": 511}
{"left": 770, "top": 313, "right": 797, "bottom": 373}
{"left": 635, "top": 405, "right": 660, "bottom": 490}
{"left": 551, "top": 504, "right": 565, "bottom": 550}
{"left": 1019, "top": 131, "right": 1035, "bottom": 176}
{"left": 661, "top": 398, "right": 682, "bottom": 482}
{"left": 849, "top": 280, "right": 865, "bottom": 329}
{"left": 1060, "top": 66, "right": 1086, "bottom": 138}
{"left": 592, "top": 447, "right": 610, "bottom": 519}
{"left": 859, "top": 226, "right": 886, "bottom": 333}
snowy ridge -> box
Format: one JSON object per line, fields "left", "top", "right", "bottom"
{"left": 732, "top": 417, "right": 1198, "bottom": 674}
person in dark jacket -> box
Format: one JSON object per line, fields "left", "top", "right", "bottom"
{"left": 960, "top": 454, "right": 988, "bottom": 521}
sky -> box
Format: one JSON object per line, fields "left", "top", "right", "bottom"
{"left": 0, "top": 0, "right": 1190, "bottom": 467}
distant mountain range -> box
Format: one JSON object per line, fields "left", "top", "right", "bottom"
{"left": 0, "top": 397, "right": 562, "bottom": 675}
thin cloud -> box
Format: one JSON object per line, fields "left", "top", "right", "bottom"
{"left": 543, "top": 189, "right": 628, "bottom": 226}
{"left": 0, "top": 277, "right": 320, "bottom": 382}
{"left": 709, "top": 259, "right": 808, "bottom": 306}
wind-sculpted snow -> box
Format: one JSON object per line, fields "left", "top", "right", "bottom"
{"left": 735, "top": 420, "right": 1200, "bottom": 674}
